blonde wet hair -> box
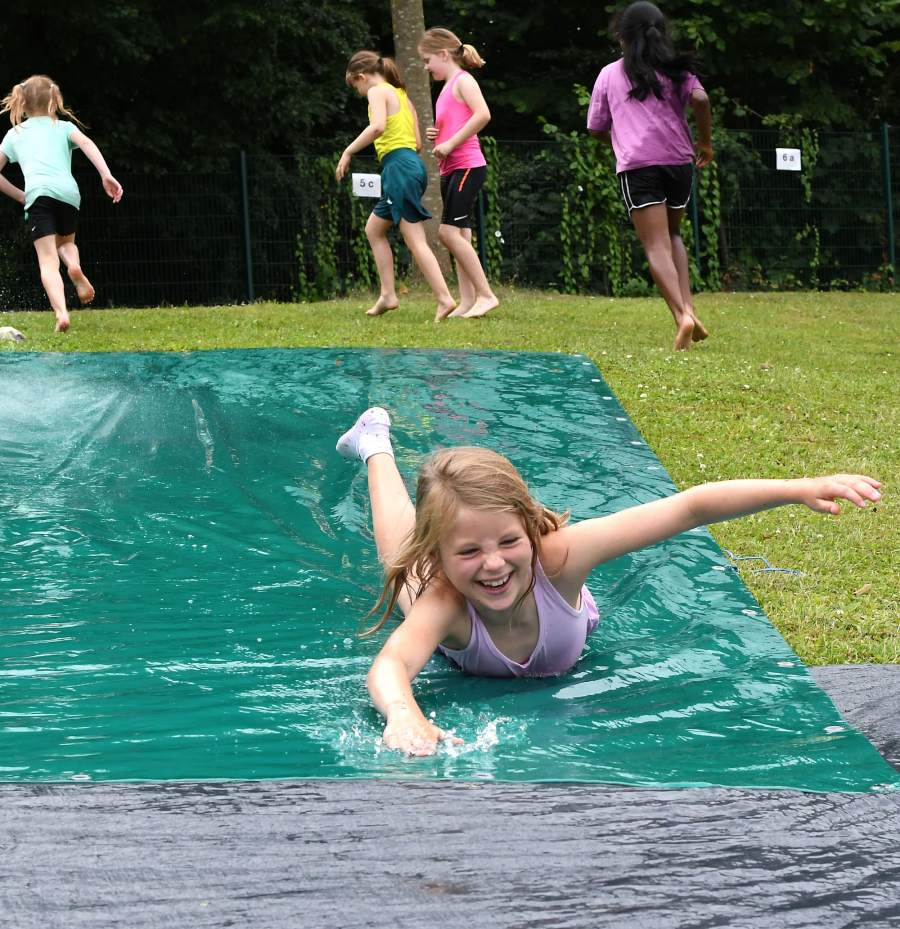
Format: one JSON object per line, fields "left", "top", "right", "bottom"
{"left": 1, "top": 75, "right": 84, "bottom": 128}
{"left": 417, "top": 27, "right": 484, "bottom": 69}
{"left": 345, "top": 51, "right": 406, "bottom": 91}
{"left": 361, "top": 446, "right": 567, "bottom": 636}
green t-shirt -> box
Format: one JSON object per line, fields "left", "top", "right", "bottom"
{"left": 0, "top": 117, "right": 81, "bottom": 211}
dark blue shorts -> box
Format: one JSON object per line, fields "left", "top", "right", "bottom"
{"left": 26, "top": 196, "right": 79, "bottom": 242}
{"left": 618, "top": 163, "right": 693, "bottom": 216}
{"left": 372, "top": 148, "right": 432, "bottom": 225}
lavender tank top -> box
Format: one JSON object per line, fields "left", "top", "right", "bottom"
{"left": 437, "top": 559, "right": 600, "bottom": 678}
{"left": 434, "top": 71, "right": 487, "bottom": 176}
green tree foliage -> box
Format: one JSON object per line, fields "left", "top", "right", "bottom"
{"left": 669, "top": 0, "right": 900, "bottom": 129}
{"left": 359, "top": 0, "right": 900, "bottom": 135}
{"left": 0, "top": 0, "right": 373, "bottom": 171}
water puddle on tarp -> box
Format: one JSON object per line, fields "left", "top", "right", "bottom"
{"left": 0, "top": 348, "right": 896, "bottom": 791}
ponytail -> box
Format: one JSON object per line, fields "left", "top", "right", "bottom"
{"left": 345, "top": 50, "right": 407, "bottom": 92}
{"left": 418, "top": 27, "right": 485, "bottom": 70}
{"left": 610, "top": 2, "right": 701, "bottom": 102}
{"left": 1, "top": 74, "right": 84, "bottom": 128}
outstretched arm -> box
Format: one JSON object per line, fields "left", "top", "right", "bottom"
{"left": 549, "top": 474, "right": 881, "bottom": 591}
{"left": 367, "top": 587, "right": 467, "bottom": 755}
{"left": 70, "top": 131, "right": 123, "bottom": 202}
{"left": 691, "top": 88, "right": 713, "bottom": 167}
{"left": 336, "top": 86, "right": 389, "bottom": 180}
{"left": 0, "top": 152, "right": 25, "bottom": 204}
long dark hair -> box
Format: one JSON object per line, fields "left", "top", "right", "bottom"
{"left": 610, "top": 2, "right": 701, "bottom": 102}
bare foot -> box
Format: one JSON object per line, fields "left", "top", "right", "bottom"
{"left": 366, "top": 295, "right": 399, "bottom": 316}
{"left": 434, "top": 297, "right": 458, "bottom": 322}
{"left": 461, "top": 294, "right": 499, "bottom": 319}
{"left": 55, "top": 311, "right": 70, "bottom": 333}
{"left": 448, "top": 303, "right": 473, "bottom": 317}
{"left": 68, "top": 268, "right": 95, "bottom": 305}
{"left": 690, "top": 313, "right": 709, "bottom": 342}
{"left": 673, "top": 316, "right": 694, "bottom": 352}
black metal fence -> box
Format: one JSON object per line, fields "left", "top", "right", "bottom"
{"left": 1, "top": 127, "right": 898, "bottom": 310}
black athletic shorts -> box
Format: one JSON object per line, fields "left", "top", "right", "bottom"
{"left": 439, "top": 165, "right": 487, "bottom": 228}
{"left": 26, "top": 195, "right": 79, "bottom": 241}
{"left": 618, "top": 163, "right": 693, "bottom": 215}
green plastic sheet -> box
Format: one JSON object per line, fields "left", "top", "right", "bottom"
{"left": 1, "top": 348, "right": 896, "bottom": 791}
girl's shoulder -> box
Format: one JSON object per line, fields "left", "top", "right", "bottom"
{"left": 412, "top": 575, "right": 471, "bottom": 645}
{"left": 535, "top": 526, "right": 571, "bottom": 577}
{"left": 368, "top": 82, "right": 400, "bottom": 102}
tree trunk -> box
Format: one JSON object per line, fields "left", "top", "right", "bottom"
{"left": 390, "top": 0, "right": 451, "bottom": 277}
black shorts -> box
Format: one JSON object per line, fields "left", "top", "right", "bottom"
{"left": 26, "top": 196, "right": 79, "bottom": 242}
{"left": 439, "top": 166, "right": 487, "bottom": 228}
{"left": 618, "top": 164, "right": 693, "bottom": 215}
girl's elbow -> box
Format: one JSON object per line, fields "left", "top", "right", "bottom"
{"left": 371, "top": 122, "right": 387, "bottom": 137}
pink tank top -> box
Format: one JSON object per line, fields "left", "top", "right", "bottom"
{"left": 434, "top": 71, "right": 488, "bottom": 177}
{"left": 437, "top": 559, "right": 600, "bottom": 678}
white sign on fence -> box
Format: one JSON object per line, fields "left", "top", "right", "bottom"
{"left": 352, "top": 173, "right": 382, "bottom": 197}
{"left": 775, "top": 148, "right": 802, "bottom": 171}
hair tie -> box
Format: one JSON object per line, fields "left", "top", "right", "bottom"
{"left": 457, "top": 44, "right": 465, "bottom": 55}
{"left": 377, "top": 57, "right": 383, "bottom": 66}
{"left": 50, "top": 83, "right": 56, "bottom": 89}
{"left": 19, "top": 82, "right": 25, "bottom": 89}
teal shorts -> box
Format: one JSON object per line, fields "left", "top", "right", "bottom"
{"left": 372, "top": 148, "right": 432, "bottom": 225}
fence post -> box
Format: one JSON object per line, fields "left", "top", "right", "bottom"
{"left": 476, "top": 190, "right": 488, "bottom": 273}
{"left": 882, "top": 123, "right": 896, "bottom": 287}
{"left": 690, "top": 162, "right": 702, "bottom": 275}
{"left": 239, "top": 151, "right": 255, "bottom": 303}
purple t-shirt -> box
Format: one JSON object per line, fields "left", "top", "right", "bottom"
{"left": 587, "top": 59, "right": 702, "bottom": 173}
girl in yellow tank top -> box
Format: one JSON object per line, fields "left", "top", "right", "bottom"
{"left": 336, "top": 51, "right": 456, "bottom": 321}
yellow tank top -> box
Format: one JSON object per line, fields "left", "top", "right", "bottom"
{"left": 369, "top": 84, "right": 417, "bottom": 161}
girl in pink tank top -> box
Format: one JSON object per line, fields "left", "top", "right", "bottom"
{"left": 335, "top": 406, "right": 881, "bottom": 757}
{"left": 418, "top": 28, "right": 499, "bottom": 320}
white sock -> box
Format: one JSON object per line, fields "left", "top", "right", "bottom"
{"left": 336, "top": 407, "right": 394, "bottom": 463}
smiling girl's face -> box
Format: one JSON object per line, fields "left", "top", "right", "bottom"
{"left": 438, "top": 507, "right": 533, "bottom": 616}
{"left": 419, "top": 49, "right": 452, "bottom": 82}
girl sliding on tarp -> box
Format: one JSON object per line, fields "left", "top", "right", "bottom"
{"left": 336, "top": 407, "right": 881, "bottom": 756}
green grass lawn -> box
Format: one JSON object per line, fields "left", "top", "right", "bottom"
{"left": 2, "top": 288, "right": 897, "bottom": 665}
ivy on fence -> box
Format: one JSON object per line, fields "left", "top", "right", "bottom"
{"left": 284, "top": 128, "right": 899, "bottom": 302}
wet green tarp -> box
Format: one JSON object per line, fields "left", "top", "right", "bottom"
{"left": 0, "top": 348, "right": 896, "bottom": 791}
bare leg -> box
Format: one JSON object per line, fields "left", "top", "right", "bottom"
{"left": 57, "top": 234, "right": 94, "bottom": 305}
{"left": 366, "top": 454, "right": 419, "bottom": 616}
{"left": 667, "top": 208, "right": 708, "bottom": 341}
{"left": 398, "top": 219, "right": 456, "bottom": 320}
{"left": 33, "top": 235, "right": 70, "bottom": 332}
{"left": 630, "top": 204, "right": 694, "bottom": 351}
{"left": 365, "top": 214, "right": 399, "bottom": 316}
{"left": 438, "top": 224, "right": 498, "bottom": 320}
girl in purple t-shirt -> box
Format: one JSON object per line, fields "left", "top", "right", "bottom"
{"left": 588, "top": 2, "right": 712, "bottom": 352}
{"left": 335, "top": 406, "right": 880, "bottom": 756}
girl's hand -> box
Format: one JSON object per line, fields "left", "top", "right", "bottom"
{"left": 383, "top": 705, "right": 463, "bottom": 756}
{"left": 426, "top": 126, "right": 439, "bottom": 142}
{"left": 335, "top": 151, "right": 351, "bottom": 182}
{"left": 800, "top": 474, "right": 882, "bottom": 515}
{"left": 433, "top": 141, "right": 455, "bottom": 160}
{"left": 103, "top": 175, "right": 123, "bottom": 203}
{"left": 695, "top": 143, "right": 714, "bottom": 168}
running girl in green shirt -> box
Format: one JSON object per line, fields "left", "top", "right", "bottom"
{"left": 337, "top": 52, "right": 456, "bottom": 321}
{"left": 0, "top": 75, "right": 122, "bottom": 333}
